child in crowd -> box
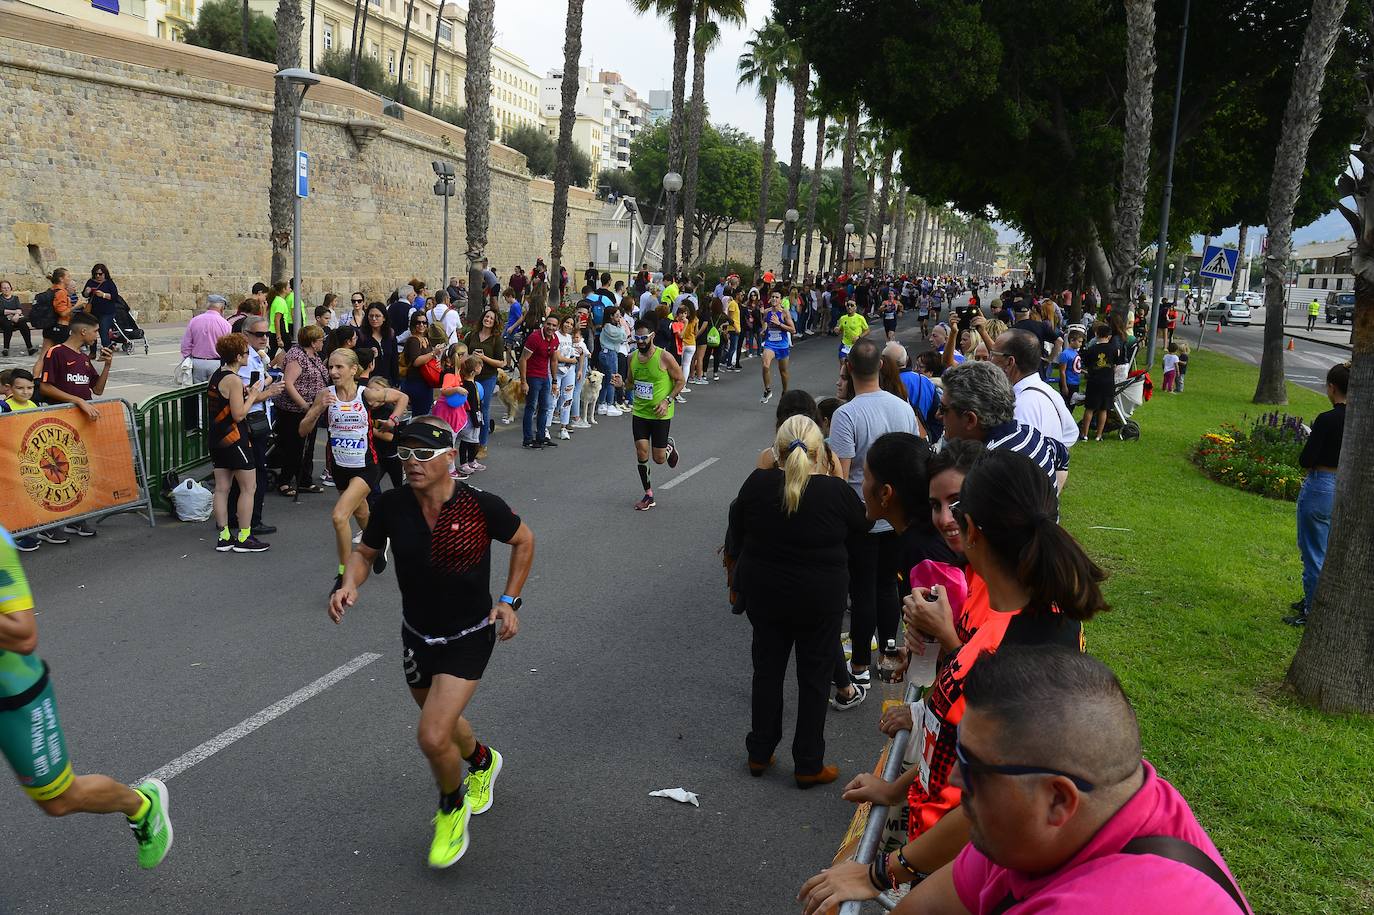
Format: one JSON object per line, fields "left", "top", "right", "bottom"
{"left": 6, "top": 369, "right": 37, "bottom": 412}
{"left": 1175, "top": 340, "right": 1190, "bottom": 393}
{"left": 456, "top": 355, "right": 485, "bottom": 475}
{"left": 432, "top": 343, "right": 470, "bottom": 437}
{"left": 816, "top": 396, "right": 842, "bottom": 441}
{"left": 1058, "top": 328, "right": 1084, "bottom": 410}
{"left": 0, "top": 369, "right": 12, "bottom": 413}
{"left": 1162, "top": 342, "right": 1180, "bottom": 393}
{"left": 1079, "top": 321, "right": 1123, "bottom": 441}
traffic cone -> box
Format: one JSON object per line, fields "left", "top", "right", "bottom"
{"left": 1215, "top": 322, "right": 1222, "bottom": 333}
{"left": 1287, "top": 337, "right": 1295, "bottom": 351}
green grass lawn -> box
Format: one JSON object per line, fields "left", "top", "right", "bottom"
{"left": 1060, "top": 349, "right": 1372, "bottom": 915}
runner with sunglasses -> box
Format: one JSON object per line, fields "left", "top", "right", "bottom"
{"left": 299, "top": 348, "right": 409, "bottom": 595}
{"left": 611, "top": 316, "right": 685, "bottom": 511}
{"left": 329, "top": 416, "right": 534, "bottom": 869}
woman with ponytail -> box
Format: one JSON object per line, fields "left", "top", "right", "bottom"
{"left": 800, "top": 448, "right": 1108, "bottom": 914}
{"left": 730, "top": 415, "right": 869, "bottom": 788}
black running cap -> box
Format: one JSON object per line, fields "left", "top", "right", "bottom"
{"left": 395, "top": 421, "right": 454, "bottom": 448}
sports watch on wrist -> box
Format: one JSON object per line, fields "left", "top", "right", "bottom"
{"left": 499, "top": 594, "right": 522, "bottom": 611}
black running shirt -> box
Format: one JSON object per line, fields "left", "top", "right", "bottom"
{"left": 362, "top": 483, "right": 521, "bottom": 632}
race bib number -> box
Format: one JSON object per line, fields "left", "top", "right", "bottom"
{"left": 634, "top": 380, "right": 654, "bottom": 401}
{"left": 329, "top": 432, "right": 367, "bottom": 468}
{"left": 914, "top": 700, "right": 943, "bottom": 794}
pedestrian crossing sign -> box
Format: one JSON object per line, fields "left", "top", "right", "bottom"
{"left": 1199, "top": 244, "right": 1238, "bottom": 281}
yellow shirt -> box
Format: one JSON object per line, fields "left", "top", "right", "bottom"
{"left": 661, "top": 283, "right": 679, "bottom": 305}
{"left": 727, "top": 298, "right": 741, "bottom": 332}
{"left": 682, "top": 318, "right": 697, "bottom": 346}
{"left": 1309, "top": 301, "right": 1321, "bottom": 316}
{"left": 838, "top": 313, "right": 869, "bottom": 346}
{"left": 4, "top": 397, "right": 36, "bottom": 412}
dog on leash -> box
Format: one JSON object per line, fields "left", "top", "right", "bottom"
{"left": 579, "top": 369, "right": 604, "bottom": 423}
{"left": 496, "top": 367, "right": 526, "bottom": 423}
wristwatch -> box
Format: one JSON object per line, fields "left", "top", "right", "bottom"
{"left": 499, "top": 594, "right": 522, "bottom": 611}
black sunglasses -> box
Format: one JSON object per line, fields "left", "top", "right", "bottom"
{"left": 351, "top": 297, "right": 364, "bottom": 303}
{"left": 955, "top": 738, "right": 1095, "bottom": 797}
{"left": 245, "top": 330, "right": 269, "bottom": 337}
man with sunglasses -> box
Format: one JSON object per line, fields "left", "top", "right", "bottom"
{"left": 330, "top": 417, "right": 534, "bottom": 869}
{"left": 611, "top": 316, "right": 684, "bottom": 511}
{"left": 228, "top": 316, "right": 285, "bottom": 536}
{"left": 892, "top": 646, "right": 1250, "bottom": 914}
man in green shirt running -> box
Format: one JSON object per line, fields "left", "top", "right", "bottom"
{"left": 613, "top": 316, "right": 687, "bottom": 511}
{"left": 0, "top": 527, "right": 173, "bottom": 869}
{"left": 836, "top": 300, "right": 871, "bottom": 363}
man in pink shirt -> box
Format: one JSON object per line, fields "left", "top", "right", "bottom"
{"left": 180, "top": 294, "right": 232, "bottom": 430}
{"left": 890, "top": 647, "right": 1250, "bottom": 915}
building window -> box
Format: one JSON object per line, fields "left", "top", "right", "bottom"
{"left": 1321, "top": 277, "right": 1329, "bottom": 289}
{"left": 438, "top": 21, "right": 452, "bottom": 43}
{"left": 387, "top": 49, "right": 396, "bottom": 75}
{"left": 425, "top": 13, "right": 431, "bottom": 28}
{"left": 1336, "top": 277, "right": 1343, "bottom": 290}
{"left": 442, "top": 71, "right": 450, "bottom": 96}
{"left": 405, "top": 59, "right": 413, "bottom": 83}
{"left": 368, "top": 40, "right": 378, "bottom": 58}
{"left": 156, "top": 19, "right": 166, "bottom": 37}
{"left": 608, "top": 241, "right": 620, "bottom": 264}
{"left": 323, "top": 21, "right": 334, "bottom": 50}
{"left": 422, "top": 65, "right": 429, "bottom": 89}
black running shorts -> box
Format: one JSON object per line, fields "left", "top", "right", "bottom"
{"left": 333, "top": 464, "right": 380, "bottom": 492}
{"left": 631, "top": 415, "right": 671, "bottom": 450}
{"left": 211, "top": 443, "right": 254, "bottom": 471}
{"left": 401, "top": 623, "right": 496, "bottom": 689}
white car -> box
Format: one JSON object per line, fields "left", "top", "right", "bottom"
{"left": 1203, "top": 299, "right": 1252, "bottom": 326}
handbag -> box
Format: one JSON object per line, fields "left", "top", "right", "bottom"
{"left": 419, "top": 355, "right": 444, "bottom": 387}
{"left": 245, "top": 409, "right": 272, "bottom": 440}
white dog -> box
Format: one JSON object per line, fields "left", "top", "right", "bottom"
{"left": 579, "top": 369, "right": 605, "bottom": 424}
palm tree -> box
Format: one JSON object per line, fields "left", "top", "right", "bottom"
{"left": 350, "top": 0, "right": 370, "bottom": 83}
{"left": 632, "top": 0, "right": 694, "bottom": 275}
{"left": 242, "top": 0, "right": 251, "bottom": 56}
{"left": 801, "top": 92, "right": 826, "bottom": 279}
{"left": 890, "top": 183, "right": 908, "bottom": 272}
{"left": 463, "top": 0, "right": 494, "bottom": 323}
{"left": 737, "top": 18, "right": 788, "bottom": 283}
{"left": 853, "top": 121, "right": 880, "bottom": 268}
{"left": 549, "top": 0, "right": 585, "bottom": 310}
{"left": 1254, "top": 0, "right": 1347, "bottom": 404}
{"left": 269, "top": 0, "right": 303, "bottom": 284}
{"left": 872, "top": 142, "right": 895, "bottom": 271}
{"left": 394, "top": 0, "right": 416, "bottom": 105}
{"left": 426, "top": 0, "right": 447, "bottom": 113}
{"left": 780, "top": 34, "right": 809, "bottom": 282}
{"left": 680, "top": 0, "right": 746, "bottom": 270}
{"left": 835, "top": 107, "right": 858, "bottom": 272}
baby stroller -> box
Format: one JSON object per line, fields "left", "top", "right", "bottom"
{"left": 111, "top": 302, "right": 148, "bottom": 355}
{"left": 1105, "top": 370, "right": 1152, "bottom": 440}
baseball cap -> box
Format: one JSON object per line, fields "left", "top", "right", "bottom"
{"left": 395, "top": 421, "right": 454, "bottom": 449}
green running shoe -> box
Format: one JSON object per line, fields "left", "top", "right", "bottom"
{"left": 428, "top": 800, "right": 472, "bottom": 869}
{"left": 130, "top": 778, "right": 174, "bottom": 870}
{"left": 466, "top": 748, "right": 503, "bottom": 815}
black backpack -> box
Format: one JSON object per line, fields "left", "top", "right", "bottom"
{"left": 29, "top": 289, "right": 56, "bottom": 330}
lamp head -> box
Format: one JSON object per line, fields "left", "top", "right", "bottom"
{"left": 275, "top": 67, "right": 322, "bottom": 88}
{"left": 662, "top": 171, "right": 683, "bottom": 193}
{"left": 785, "top": 208, "right": 799, "bottom": 223}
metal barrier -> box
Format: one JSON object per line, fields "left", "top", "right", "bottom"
{"left": 135, "top": 383, "right": 209, "bottom": 512}
{"left": 838, "top": 681, "right": 922, "bottom": 915}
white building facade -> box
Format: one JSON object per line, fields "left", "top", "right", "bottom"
{"left": 540, "top": 68, "right": 650, "bottom": 174}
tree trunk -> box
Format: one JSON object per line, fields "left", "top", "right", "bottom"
{"left": 1070, "top": 253, "right": 1085, "bottom": 324}
{"left": 463, "top": 0, "right": 494, "bottom": 323}
{"left": 269, "top": 0, "right": 303, "bottom": 285}
{"left": 662, "top": 0, "right": 692, "bottom": 278}
{"left": 427, "top": 0, "right": 445, "bottom": 113}
{"left": 752, "top": 84, "right": 777, "bottom": 283}
{"left": 242, "top": 0, "right": 251, "bottom": 56}
{"left": 549, "top": 0, "right": 584, "bottom": 312}
{"left": 912, "top": 200, "right": 926, "bottom": 273}
{"left": 1103, "top": 0, "right": 1157, "bottom": 313}
{"left": 835, "top": 109, "right": 857, "bottom": 272}
{"left": 308, "top": 0, "right": 316, "bottom": 71}
{"left": 348, "top": 0, "right": 362, "bottom": 70}
{"left": 395, "top": 0, "right": 415, "bottom": 106}
{"left": 857, "top": 171, "right": 875, "bottom": 269}
{"left": 802, "top": 112, "right": 825, "bottom": 279}
{"left": 1255, "top": 0, "right": 1346, "bottom": 404}
{"left": 782, "top": 54, "right": 808, "bottom": 282}
{"left": 679, "top": 4, "right": 707, "bottom": 271}
{"left": 873, "top": 146, "right": 894, "bottom": 272}
{"left": 891, "top": 184, "right": 908, "bottom": 274}
{"left": 352, "top": 0, "right": 369, "bottom": 83}
{"left": 1232, "top": 223, "right": 1249, "bottom": 295}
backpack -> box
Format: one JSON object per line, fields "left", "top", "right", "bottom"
{"left": 29, "top": 289, "right": 56, "bottom": 330}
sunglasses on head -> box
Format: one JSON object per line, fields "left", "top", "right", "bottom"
{"left": 397, "top": 446, "right": 449, "bottom": 461}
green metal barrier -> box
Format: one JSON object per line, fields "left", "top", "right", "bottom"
{"left": 136, "top": 383, "right": 209, "bottom": 512}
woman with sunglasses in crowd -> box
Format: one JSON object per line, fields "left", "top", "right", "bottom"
{"left": 399, "top": 312, "right": 438, "bottom": 417}
{"left": 338, "top": 292, "right": 367, "bottom": 328}
{"left": 356, "top": 302, "right": 399, "bottom": 386}
{"left": 298, "top": 348, "right": 408, "bottom": 595}
{"left": 81, "top": 264, "right": 120, "bottom": 348}
{"left": 799, "top": 448, "right": 1107, "bottom": 915}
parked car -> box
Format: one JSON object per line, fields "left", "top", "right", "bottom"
{"left": 1203, "top": 299, "right": 1252, "bottom": 326}
{"left": 1239, "top": 291, "right": 1262, "bottom": 307}
{"left": 1326, "top": 291, "right": 1355, "bottom": 324}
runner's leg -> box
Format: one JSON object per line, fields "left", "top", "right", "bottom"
{"left": 332, "top": 477, "right": 373, "bottom": 570}
{"left": 778, "top": 356, "right": 791, "bottom": 393}
{"left": 760, "top": 348, "right": 774, "bottom": 392}
{"left": 411, "top": 676, "right": 482, "bottom": 794}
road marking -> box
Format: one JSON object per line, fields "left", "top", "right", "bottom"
{"left": 138, "top": 652, "right": 383, "bottom": 784}
{"left": 661, "top": 456, "right": 718, "bottom": 490}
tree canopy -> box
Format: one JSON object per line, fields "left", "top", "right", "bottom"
{"left": 183, "top": 0, "right": 276, "bottom": 62}
{"left": 504, "top": 123, "right": 592, "bottom": 188}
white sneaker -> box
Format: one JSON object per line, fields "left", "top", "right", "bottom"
{"left": 572, "top": 419, "right": 592, "bottom": 429}
{"left": 596, "top": 404, "right": 608, "bottom": 415}
{"left": 606, "top": 406, "right": 623, "bottom": 416}
{"left": 559, "top": 428, "right": 571, "bottom": 440}
{"left": 500, "top": 416, "right": 513, "bottom": 425}
{"left": 675, "top": 394, "right": 687, "bottom": 404}
{"left": 681, "top": 385, "right": 691, "bottom": 393}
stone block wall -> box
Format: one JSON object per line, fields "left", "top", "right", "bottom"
{"left": 0, "top": 5, "right": 599, "bottom": 323}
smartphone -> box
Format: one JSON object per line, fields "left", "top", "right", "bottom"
{"left": 249, "top": 371, "right": 261, "bottom": 386}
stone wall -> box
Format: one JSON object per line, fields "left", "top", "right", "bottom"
{"left": 0, "top": 5, "right": 600, "bottom": 322}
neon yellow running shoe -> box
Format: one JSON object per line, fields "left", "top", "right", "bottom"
{"left": 130, "top": 778, "right": 174, "bottom": 870}
{"left": 428, "top": 800, "right": 472, "bottom": 869}
{"left": 466, "top": 748, "right": 503, "bottom": 815}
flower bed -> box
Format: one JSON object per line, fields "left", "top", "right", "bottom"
{"left": 1191, "top": 411, "right": 1309, "bottom": 500}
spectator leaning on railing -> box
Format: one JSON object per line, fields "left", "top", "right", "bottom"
{"left": 36, "top": 312, "right": 112, "bottom": 540}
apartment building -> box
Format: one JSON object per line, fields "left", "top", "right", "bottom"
{"left": 540, "top": 68, "right": 650, "bottom": 174}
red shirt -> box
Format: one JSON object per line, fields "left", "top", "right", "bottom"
{"left": 522, "top": 329, "right": 557, "bottom": 379}
{"left": 41, "top": 344, "right": 97, "bottom": 400}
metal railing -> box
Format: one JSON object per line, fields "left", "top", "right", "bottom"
{"left": 135, "top": 383, "right": 209, "bottom": 512}
{"left": 839, "top": 681, "right": 922, "bottom": 915}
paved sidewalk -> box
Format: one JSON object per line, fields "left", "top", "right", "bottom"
{"left": 0, "top": 322, "right": 187, "bottom": 406}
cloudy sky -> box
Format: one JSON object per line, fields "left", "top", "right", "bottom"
{"left": 491, "top": 0, "right": 1349, "bottom": 249}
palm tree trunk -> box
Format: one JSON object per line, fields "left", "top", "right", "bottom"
{"left": 873, "top": 146, "right": 894, "bottom": 271}
{"left": 395, "top": 0, "right": 415, "bottom": 106}
{"left": 242, "top": 0, "right": 251, "bottom": 55}
{"left": 348, "top": 0, "right": 362, "bottom": 70}
{"left": 891, "top": 184, "right": 908, "bottom": 274}
{"left": 1256, "top": 0, "right": 1346, "bottom": 403}
{"left": 1102, "top": 0, "right": 1157, "bottom": 313}
{"left": 549, "top": 0, "right": 585, "bottom": 311}
{"left": 663, "top": 0, "right": 692, "bottom": 277}
{"left": 752, "top": 84, "right": 777, "bottom": 283}
{"left": 782, "top": 54, "right": 808, "bottom": 282}
{"left": 912, "top": 200, "right": 926, "bottom": 273}
{"left": 426, "top": 0, "right": 446, "bottom": 113}
{"left": 308, "top": 0, "right": 316, "bottom": 70}
{"left": 835, "top": 109, "right": 857, "bottom": 272}
{"left": 269, "top": 0, "right": 303, "bottom": 284}
{"left": 802, "top": 112, "right": 825, "bottom": 279}
{"left": 463, "top": 0, "right": 494, "bottom": 323}
{"left": 679, "top": 4, "right": 708, "bottom": 272}
{"left": 352, "top": 0, "right": 369, "bottom": 83}
{"left": 1232, "top": 223, "right": 1250, "bottom": 295}
{"left": 858, "top": 171, "right": 875, "bottom": 268}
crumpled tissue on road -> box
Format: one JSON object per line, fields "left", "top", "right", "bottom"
{"left": 649, "top": 788, "right": 700, "bottom": 807}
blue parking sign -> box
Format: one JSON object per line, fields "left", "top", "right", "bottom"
{"left": 296, "top": 151, "right": 309, "bottom": 199}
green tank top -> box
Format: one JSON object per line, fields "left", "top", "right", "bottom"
{"left": 0, "top": 528, "right": 43, "bottom": 699}
{"left": 630, "top": 345, "right": 674, "bottom": 420}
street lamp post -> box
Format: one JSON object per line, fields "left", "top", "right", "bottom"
{"left": 844, "top": 222, "right": 855, "bottom": 274}
{"left": 784, "top": 208, "right": 799, "bottom": 283}
{"left": 624, "top": 196, "right": 638, "bottom": 289}
{"left": 662, "top": 171, "right": 683, "bottom": 277}
{"left": 432, "top": 160, "right": 456, "bottom": 286}
{"left": 275, "top": 67, "right": 321, "bottom": 333}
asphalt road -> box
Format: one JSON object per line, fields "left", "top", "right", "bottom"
{"left": 1, "top": 321, "right": 924, "bottom": 915}
{"left": 1177, "top": 307, "right": 1351, "bottom": 393}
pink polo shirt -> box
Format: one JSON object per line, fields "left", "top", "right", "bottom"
{"left": 181, "top": 309, "right": 233, "bottom": 359}
{"left": 953, "top": 761, "right": 1250, "bottom": 914}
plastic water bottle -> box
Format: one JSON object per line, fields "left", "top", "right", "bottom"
{"left": 878, "top": 638, "right": 902, "bottom": 683}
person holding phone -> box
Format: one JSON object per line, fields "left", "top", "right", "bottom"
{"left": 81, "top": 264, "right": 120, "bottom": 348}
{"left": 37, "top": 313, "right": 114, "bottom": 538}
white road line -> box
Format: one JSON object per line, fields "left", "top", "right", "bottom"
{"left": 660, "top": 456, "right": 718, "bottom": 490}
{"left": 138, "top": 652, "right": 383, "bottom": 784}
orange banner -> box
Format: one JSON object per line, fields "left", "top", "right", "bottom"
{"left": 0, "top": 402, "right": 145, "bottom": 533}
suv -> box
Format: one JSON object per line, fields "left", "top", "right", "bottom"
{"left": 1326, "top": 291, "right": 1355, "bottom": 324}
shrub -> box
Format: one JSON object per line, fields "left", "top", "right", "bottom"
{"left": 1191, "top": 411, "right": 1308, "bottom": 501}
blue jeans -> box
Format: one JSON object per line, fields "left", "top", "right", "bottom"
{"left": 1296, "top": 470, "right": 1336, "bottom": 612}
{"left": 98, "top": 312, "right": 116, "bottom": 348}
{"left": 598, "top": 350, "right": 619, "bottom": 406}
{"left": 478, "top": 375, "right": 496, "bottom": 445}
{"left": 724, "top": 331, "right": 740, "bottom": 366}
{"left": 522, "top": 376, "right": 551, "bottom": 442}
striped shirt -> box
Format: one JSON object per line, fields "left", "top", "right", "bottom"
{"left": 983, "top": 420, "right": 1068, "bottom": 479}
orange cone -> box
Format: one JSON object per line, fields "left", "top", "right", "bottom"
{"left": 1215, "top": 322, "right": 1222, "bottom": 333}
{"left": 1287, "top": 337, "right": 1295, "bottom": 351}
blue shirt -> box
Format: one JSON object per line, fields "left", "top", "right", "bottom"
{"left": 1057, "top": 347, "right": 1082, "bottom": 387}
{"left": 505, "top": 301, "right": 523, "bottom": 332}
{"left": 983, "top": 419, "right": 1067, "bottom": 478}
{"left": 901, "top": 370, "right": 939, "bottom": 420}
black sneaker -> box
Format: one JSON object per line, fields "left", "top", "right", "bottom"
{"left": 215, "top": 534, "right": 233, "bottom": 553}
{"left": 232, "top": 535, "right": 270, "bottom": 553}
{"left": 540, "top": 437, "right": 558, "bottom": 448}
{"left": 36, "top": 530, "right": 68, "bottom": 545}
{"left": 830, "top": 683, "right": 868, "bottom": 711}
{"left": 524, "top": 439, "right": 543, "bottom": 449}
{"left": 15, "top": 536, "right": 39, "bottom": 552}
{"left": 1282, "top": 612, "right": 1308, "bottom": 627}
{"left": 1289, "top": 597, "right": 1306, "bottom": 613}
{"left": 62, "top": 521, "right": 96, "bottom": 538}
{"left": 666, "top": 436, "right": 680, "bottom": 469}
{"left": 251, "top": 524, "right": 277, "bottom": 536}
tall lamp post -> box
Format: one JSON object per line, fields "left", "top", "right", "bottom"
{"left": 844, "top": 222, "right": 855, "bottom": 274}
{"left": 623, "top": 196, "right": 638, "bottom": 288}
{"left": 275, "top": 67, "right": 321, "bottom": 333}
{"left": 662, "top": 171, "right": 683, "bottom": 276}
{"left": 432, "top": 160, "right": 456, "bottom": 287}
{"left": 784, "top": 208, "right": 799, "bottom": 283}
